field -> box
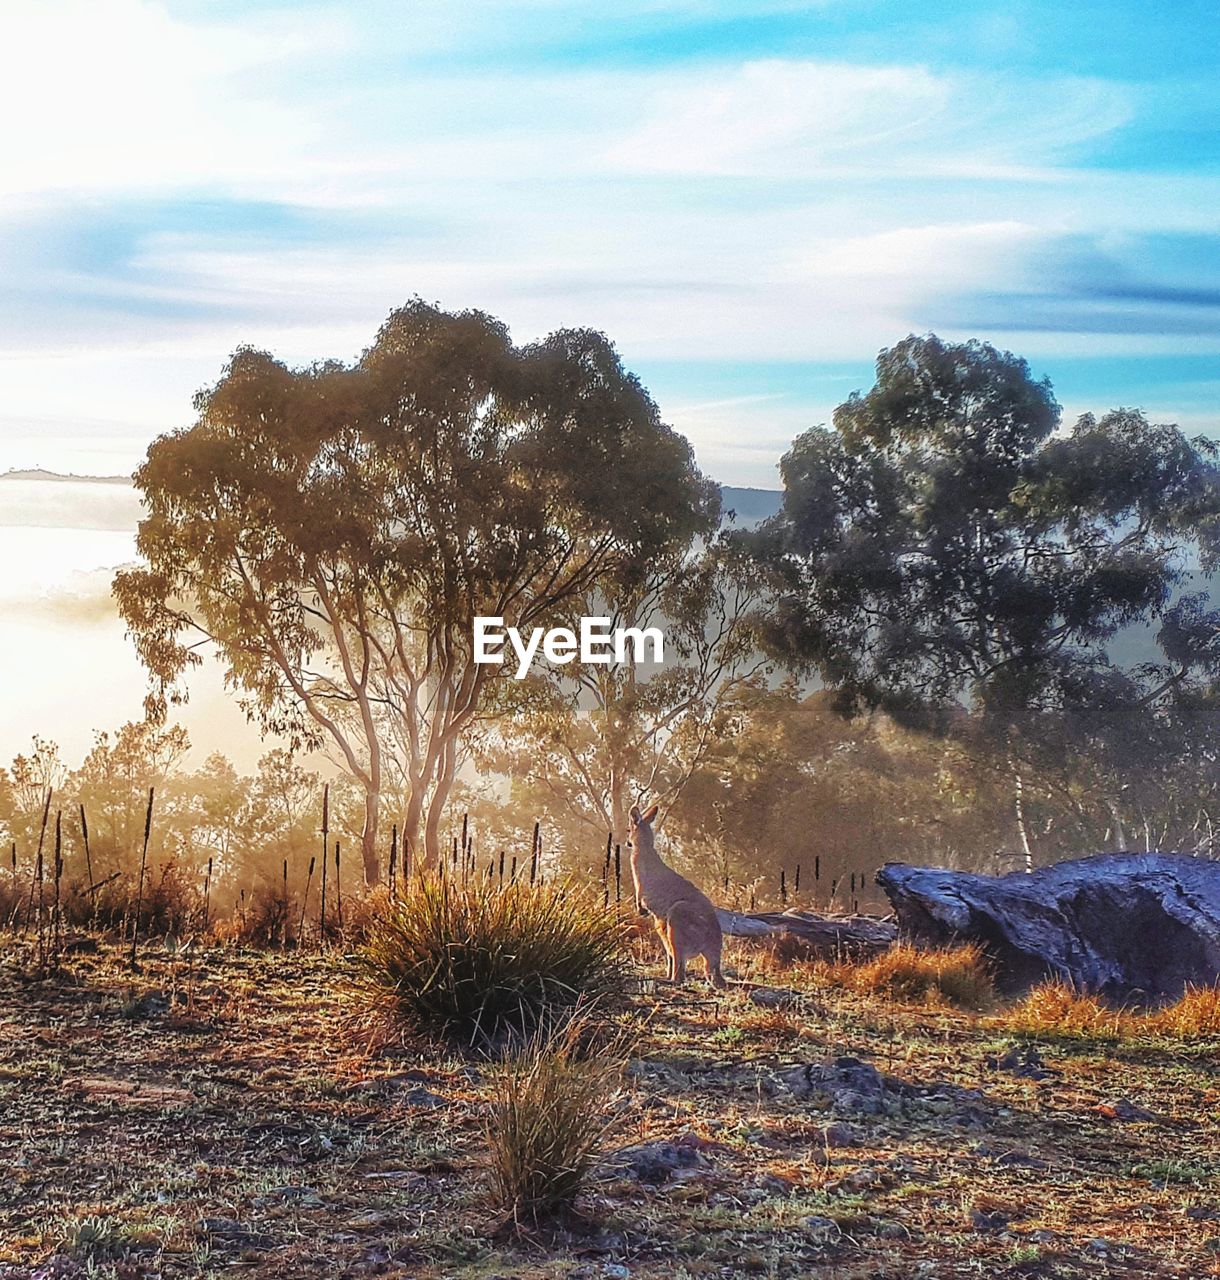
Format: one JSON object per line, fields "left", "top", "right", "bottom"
{"left": 2, "top": 937, "right": 1218, "bottom": 1280}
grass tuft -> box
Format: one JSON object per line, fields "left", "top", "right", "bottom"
{"left": 1147, "top": 984, "right": 1220, "bottom": 1039}
{"left": 485, "top": 1018, "right": 623, "bottom": 1223}
{"left": 1002, "top": 980, "right": 1126, "bottom": 1040}
{"left": 357, "top": 874, "right": 629, "bottom": 1051}
{"left": 841, "top": 942, "right": 995, "bottom": 1010}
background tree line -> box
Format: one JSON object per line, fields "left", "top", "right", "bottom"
{"left": 11, "top": 307, "right": 1219, "bottom": 910}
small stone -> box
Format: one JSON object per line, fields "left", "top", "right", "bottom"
{"left": 842, "top": 1167, "right": 881, "bottom": 1190}
{"left": 1108, "top": 1098, "right": 1155, "bottom": 1121}
{"left": 821, "top": 1123, "right": 860, "bottom": 1148}
{"left": 873, "top": 1221, "right": 908, "bottom": 1240}
{"left": 198, "top": 1218, "right": 247, "bottom": 1236}
{"left": 995, "top": 1150, "right": 1048, "bottom": 1169}
{"left": 984, "top": 1045, "right": 1057, "bottom": 1081}
{"left": 597, "top": 1135, "right": 713, "bottom": 1184}
{"left": 803, "top": 1216, "right": 842, "bottom": 1242}
{"left": 399, "top": 1087, "right": 448, "bottom": 1109}
{"left": 748, "top": 986, "right": 802, "bottom": 1009}
{"left": 602, "top": 1265, "right": 631, "bottom": 1279}
{"left": 783, "top": 1055, "right": 919, "bottom": 1115}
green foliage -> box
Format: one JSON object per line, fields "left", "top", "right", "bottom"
{"left": 746, "top": 334, "right": 1220, "bottom": 746}
{"left": 358, "top": 875, "right": 629, "bottom": 1050}
{"left": 62, "top": 1213, "right": 140, "bottom": 1259}
{"left": 737, "top": 334, "right": 1220, "bottom": 865}
{"left": 116, "top": 300, "right": 719, "bottom": 875}
{"left": 485, "top": 1020, "right": 623, "bottom": 1221}
{"left": 669, "top": 683, "right": 1016, "bottom": 890}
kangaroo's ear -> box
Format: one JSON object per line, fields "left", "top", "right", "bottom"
{"left": 629, "top": 805, "right": 642, "bottom": 824}
{"left": 641, "top": 803, "right": 659, "bottom": 824}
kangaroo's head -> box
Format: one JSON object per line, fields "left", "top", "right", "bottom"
{"left": 629, "top": 802, "right": 660, "bottom": 859}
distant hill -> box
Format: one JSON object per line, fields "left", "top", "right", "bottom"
{"left": 1, "top": 468, "right": 130, "bottom": 484}
{"left": 719, "top": 485, "right": 782, "bottom": 527}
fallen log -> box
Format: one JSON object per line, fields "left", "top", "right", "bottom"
{"left": 716, "top": 908, "right": 896, "bottom": 957}
{"left": 877, "top": 853, "right": 1220, "bottom": 1003}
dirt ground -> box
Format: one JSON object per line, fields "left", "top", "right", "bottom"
{"left": 2, "top": 937, "right": 1218, "bottom": 1279}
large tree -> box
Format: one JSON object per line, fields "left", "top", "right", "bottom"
{"left": 745, "top": 335, "right": 1220, "bottom": 859}
{"left": 116, "top": 301, "right": 718, "bottom": 880}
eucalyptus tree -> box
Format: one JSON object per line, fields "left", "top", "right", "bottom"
{"left": 116, "top": 301, "right": 718, "bottom": 881}
{"left": 745, "top": 334, "right": 1220, "bottom": 863}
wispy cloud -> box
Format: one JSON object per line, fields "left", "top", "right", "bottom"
{"left": 0, "top": 0, "right": 1217, "bottom": 485}
{"left": 602, "top": 60, "right": 1131, "bottom": 178}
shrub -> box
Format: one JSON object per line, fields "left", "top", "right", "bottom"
{"left": 213, "top": 885, "right": 293, "bottom": 948}
{"left": 1148, "top": 984, "right": 1220, "bottom": 1039}
{"left": 485, "top": 1019, "right": 623, "bottom": 1222}
{"left": 84, "top": 861, "right": 200, "bottom": 937}
{"left": 842, "top": 942, "right": 995, "bottom": 1010}
{"left": 1002, "top": 980, "right": 1127, "bottom": 1040}
{"left": 358, "top": 875, "right": 629, "bottom": 1051}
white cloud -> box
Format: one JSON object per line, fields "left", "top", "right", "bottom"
{"left": 0, "top": 0, "right": 350, "bottom": 200}
{"left": 603, "top": 60, "right": 1131, "bottom": 179}
{"left": 0, "top": 8, "right": 1215, "bottom": 482}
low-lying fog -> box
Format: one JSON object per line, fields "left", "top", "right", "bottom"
{"left": 0, "top": 474, "right": 265, "bottom": 768}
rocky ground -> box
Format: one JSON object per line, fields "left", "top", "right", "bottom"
{"left": 1, "top": 938, "right": 1218, "bottom": 1279}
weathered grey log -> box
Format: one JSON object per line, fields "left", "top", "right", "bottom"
{"left": 877, "top": 853, "right": 1220, "bottom": 1002}
{"left": 716, "top": 908, "right": 896, "bottom": 956}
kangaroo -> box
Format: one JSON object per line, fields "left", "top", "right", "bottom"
{"left": 629, "top": 803, "right": 726, "bottom": 989}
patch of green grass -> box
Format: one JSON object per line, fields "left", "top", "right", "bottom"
{"left": 1129, "top": 1159, "right": 1216, "bottom": 1186}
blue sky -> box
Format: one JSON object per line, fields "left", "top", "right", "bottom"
{"left": 2, "top": 0, "right": 1219, "bottom": 486}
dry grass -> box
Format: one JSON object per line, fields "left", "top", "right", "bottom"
{"left": 484, "top": 1018, "right": 624, "bottom": 1223}
{"left": 1146, "top": 983, "right": 1220, "bottom": 1039}
{"left": 1001, "top": 980, "right": 1127, "bottom": 1040}
{"left": 838, "top": 942, "right": 995, "bottom": 1010}
{"left": 4, "top": 938, "right": 1219, "bottom": 1278}
{"left": 358, "top": 873, "right": 630, "bottom": 1052}
{"left": 1001, "top": 980, "right": 1220, "bottom": 1042}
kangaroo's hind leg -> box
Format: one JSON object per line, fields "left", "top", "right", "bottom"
{"left": 704, "top": 932, "right": 727, "bottom": 990}
{"left": 652, "top": 916, "right": 675, "bottom": 981}
{"left": 671, "top": 935, "right": 689, "bottom": 986}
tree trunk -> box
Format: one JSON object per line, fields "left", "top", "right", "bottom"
{"left": 1105, "top": 798, "right": 1129, "bottom": 852}
{"left": 423, "top": 741, "right": 459, "bottom": 868}
{"left": 361, "top": 788, "right": 381, "bottom": 886}
{"left": 1011, "top": 760, "right": 1034, "bottom": 874}
{"left": 717, "top": 908, "right": 896, "bottom": 957}
{"left": 609, "top": 769, "right": 628, "bottom": 846}
{"left": 402, "top": 786, "right": 425, "bottom": 874}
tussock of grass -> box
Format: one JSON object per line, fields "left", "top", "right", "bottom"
{"left": 1001, "top": 980, "right": 1220, "bottom": 1042}
{"left": 1147, "top": 984, "right": 1220, "bottom": 1039}
{"left": 1002, "top": 980, "right": 1126, "bottom": 1040}
{"left": 485, "top": 1019, "right": 623, "bottom": 1222}
{"left": 840, "top": 942, "right": 995, "bottom": 1010}
{"left": 358, "top": 875, "right": 628, "bottom": 1051}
